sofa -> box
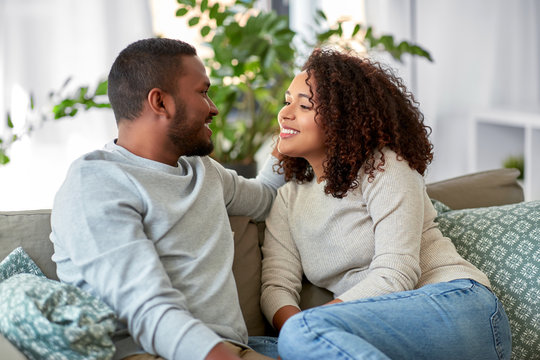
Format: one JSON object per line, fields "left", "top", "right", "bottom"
{"left": 0, "top": 168, "right": 538, "bottom": 360}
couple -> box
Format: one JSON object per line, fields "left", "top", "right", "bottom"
{"left": 50, "top": 38, "right": 511, "bottom": 360}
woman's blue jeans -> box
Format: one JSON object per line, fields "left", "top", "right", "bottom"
{"left": 278, "top": 279, "right": 511, "bottom": 360}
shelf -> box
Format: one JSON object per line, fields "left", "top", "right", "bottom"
{"left": 469, "top": 109, "right": 540, "bottom": 201}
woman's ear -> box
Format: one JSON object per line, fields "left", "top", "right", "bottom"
{"left": 147, "top": 88, "right": 173, "bottom": 118}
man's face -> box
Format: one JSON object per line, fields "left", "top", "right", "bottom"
{"left": 167, "top": 55, "right": 218, "bottom": 157}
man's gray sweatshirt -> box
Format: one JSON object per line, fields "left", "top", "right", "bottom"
{"left": 50, "top": 142, "right": 283, "bottom": 360}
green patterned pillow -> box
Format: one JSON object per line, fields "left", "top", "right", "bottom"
{"left": 0, "top": 247, "right": 45, "bottom": 282}
{"left": 0, "top": 273, "right": 116, "bottom": 360}
{"left": 434, "top": 200, "right": 540, "bottom": 360}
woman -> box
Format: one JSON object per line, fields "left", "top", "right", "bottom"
{"left": 260, "top": 48, "right": 511, "bottom": 360}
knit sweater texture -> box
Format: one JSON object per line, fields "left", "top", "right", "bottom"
{"left": 50, "top": 141, "right": 283, "bottom": 360}
{"left": 260, "top": 148, "right": 490, "bottom": 322}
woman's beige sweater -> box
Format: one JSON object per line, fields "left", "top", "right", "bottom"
{"left": 260, "top": 148, "right": 490, "bottom": 323}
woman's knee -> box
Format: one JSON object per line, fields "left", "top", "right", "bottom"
{"left": 278, "top": 308, "right": 345, "bottom": 359}
{"left": 278, "top": 312, "right": 314, "bottom": 358}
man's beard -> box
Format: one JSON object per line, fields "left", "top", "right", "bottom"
{"left": 167, "top": 99, "right": 214, "bottom": 157}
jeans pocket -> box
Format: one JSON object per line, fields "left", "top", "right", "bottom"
{"left": 490, "top": 298, "right": 512, "bottom": 360}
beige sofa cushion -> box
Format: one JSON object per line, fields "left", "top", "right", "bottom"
{"left": 0, "top": 211, "right": 267, "bottom": 336}
{"left": 0, "top": 210, "right": 56, "bottom": 280}
{"left": 426, "top": 168, "right": 523, "bottom": 209}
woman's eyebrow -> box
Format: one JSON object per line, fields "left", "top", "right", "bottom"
{"left": 285, "top": 91, "right": 311, "bottom": 99}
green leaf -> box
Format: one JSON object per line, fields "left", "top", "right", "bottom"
{"left": 209, "top": 3, "right": 219, "bottom": 19}
{"left": 316, "top": 9, "right": 327, "bottom": 21}
{"left": 7, "top": 112, "right": 13, "bottom": 128}
{"left": 94, "top": 103, "right": 112, "bottom": 109}
{"left": 200, "top": 0, "right": 208, "bottom": 12}
{"left": 200, "top": 25, "right": 211, "bottom": 37}
{"left": 316, "top": 29, "right": 338, "bottom": 43}
{"left": 235, "top": 0, "right": 255, "bottom": 8}
{"left": 0, "top": 149, "right": 10, "bottom": 165}
{"left": 176, "top": 8, "right": 189, "bottom": 17}
{"left": 214, "top": 12, "right": 227, "bottom": 26}
{"left": 95, "top": 80, "right": 108, "bottom": 96}
{"left": 365, "top": 26, "right": 373, "bottom": 42}
{"left": 77, "top": 87, "right": 89, "bottom": 101}
{"left": 410, "top": 45, "right": 433, "bottom": 61}
{"left": 352, "top": 23, "right": 361, "bottom": 37}
{"left": 379, "top": 35, "right": 395, "bottom": 49}
{"left": 188, "top": 16, "right": 200, "bottom": 26}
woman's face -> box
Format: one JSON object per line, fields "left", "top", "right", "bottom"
{"left": 277, "top": 71, "right": 326, "bottom": 165}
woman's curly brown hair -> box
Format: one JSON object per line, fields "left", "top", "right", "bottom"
{"left": 276, "top": 48, "right": 433, "bottom": 198}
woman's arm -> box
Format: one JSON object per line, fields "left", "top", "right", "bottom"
{"left": 260, "top": 187, "right": 305, "bottom": 330}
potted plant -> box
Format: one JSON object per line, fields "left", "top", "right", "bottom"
{"left": 175, "top": 0, "right": 432, "bottom": 176}
{"left": 1, "top": 0, "right": 432, "bottom": 175}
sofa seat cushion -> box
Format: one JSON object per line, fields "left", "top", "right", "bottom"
{"left": 435, "top": 200, "right": 540, "bottom": 360}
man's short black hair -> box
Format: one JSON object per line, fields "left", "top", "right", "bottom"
{"left": 108, "top": 38, "right": 197, "bottom": 122}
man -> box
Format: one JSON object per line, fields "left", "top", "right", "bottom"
{"left": 50, "top": 38, "right": 283, "bottom": 360}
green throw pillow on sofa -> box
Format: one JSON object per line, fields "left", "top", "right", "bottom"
{"left": 0, "top": 270, "right": 117, "bottom": 359}
{"left": 434, "top": 200, "right": 540, "bottom": 360}
{"left": 0, "top": 246, "right": 45, "bottom": 282}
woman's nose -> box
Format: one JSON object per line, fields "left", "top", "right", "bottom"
{"left": 279, "top": 107, "right": 294, "bottom": 123}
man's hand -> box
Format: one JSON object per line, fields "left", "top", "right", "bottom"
{"left": 271, "top": 137, "right": 283, "bottom": 160}
{"left": 205, "top": 343, "right": 242, "bottom": 360}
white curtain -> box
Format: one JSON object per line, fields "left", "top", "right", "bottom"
{"left": 365, "top": 0, "right": 540, "bottom": 182}
{"left": 0, "top": 0, "right": 153, "bottom": 210}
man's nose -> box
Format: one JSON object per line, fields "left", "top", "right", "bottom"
{"left": 208, "top": 98, "right": 219, "bottom": 116}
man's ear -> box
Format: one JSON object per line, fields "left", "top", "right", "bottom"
{"left": 147, "top": 88, "right": 174, "bottom": 118}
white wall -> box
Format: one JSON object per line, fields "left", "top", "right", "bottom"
{"left": 366, "top": 0, "right": 540, "bottom": 182}
{"left": 0, "top": 0, "right": 153, "bottom": 210}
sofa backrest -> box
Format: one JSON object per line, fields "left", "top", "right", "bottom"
{"left": 0, "top": 210, "right": 56, "bottom": 280}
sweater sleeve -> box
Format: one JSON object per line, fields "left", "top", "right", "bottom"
{"left": 51, "top": 161, "right": 221, "bottom": 360}
{"left": 260, "top": 186, "right": 303, "bottom": 324}
{"left": 213, "top": 155, "right": 285, "bottom": 221}
{"left": 338, "top": 152, "right": 424, "bottom": 302}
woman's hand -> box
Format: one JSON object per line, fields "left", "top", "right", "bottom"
{"left": 324, "top": 298, "right": 343, "bottom": 306}
{"left": 205, "top": 343, "right": 242, "bottom": 360}
{"left": 272, "top": 305, "right": 301, "bottom": 333}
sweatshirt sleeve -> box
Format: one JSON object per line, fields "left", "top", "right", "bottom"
{"left": 260, "top": 186, "right": 303, "bottom": 324}
{"left": 51, "top": 160, "right": 221, "bottom": 360}
{"left": 338, "top": 152, "right": 424, "bottom": 302}
{"left": 213, "top": 155, "right": 285, "bottom": 221}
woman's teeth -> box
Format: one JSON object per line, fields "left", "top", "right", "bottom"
{"left": 281, "top": 128, "right": 299, "bottom": 134}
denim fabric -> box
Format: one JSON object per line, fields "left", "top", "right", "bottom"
{"left": 278, "top": 279, "right": 511, "bottom": 360}
{"left": 248, "top": 336, "right": 279, "bottom": 359}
